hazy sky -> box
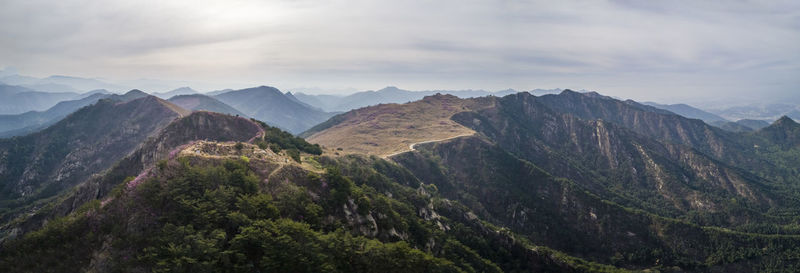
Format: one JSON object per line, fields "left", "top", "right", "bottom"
{"left": 1, "top": 0, "right": 798, "bottom": 103}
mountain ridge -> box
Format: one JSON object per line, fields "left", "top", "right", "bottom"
{"left": 151, "top": 86, "right": 199, "bottom": 99}
{"left": 294, "top": 86, "right": 521, "bottom": 112}
{"left": 0, "top": 95, "right": 186, "bottom": 215}
{"left": 0, "top": 89, "right": 150, "bottom": 137}
{"left": 3, "top": 87, "right": 800, "bottom": 272}
{"left": 214, "top": 86, "right": 333, "bottom": 134}
{"left": 167, "top": 94, "right": 246, "bottom": 117}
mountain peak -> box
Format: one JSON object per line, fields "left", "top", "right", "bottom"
{"left": 151, "top": 87, "right": 199, "bottom": 99}
{"left": 242, "top": 85, "right": 282, "bottom": 95}
{"left": 756, "top": 115, "right": 800, "bottom": 147}
{"left": 774, "top": 115, "right": 797, "bottom": 127}
{"left": 421, "top": 92, "right": 460, "bottom": 102}
{"left": 125, "top": 89, "right": 147, "bottom": 96}
{"left": 213, "top": 85, "right": 332, "bottom": 133}
{"left": 378, "top": 86, "right": 402, "bottom": 92}
{"left": 168, "top": 93, "right": 246, "bottom": 117}
{"left": 555, "top": 89, "right": 612, "bottom": 100}
{"left": 0, "top": 92, "right": 186, "bottom": 204}
{"left": 559, "top": 89, "right": 580, "bottom": 95}
{"left": 171, "top": 86, "right": 196, "bottom": 92}
{"left": 257, "top": 85, "right": 279, "bottom": 90}
{"left": 582, "top": 91, "right": 614, "bottom": 99}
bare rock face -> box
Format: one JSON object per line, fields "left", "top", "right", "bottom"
{"left": 446, "top": 92, "right": 773, "bottom": 220}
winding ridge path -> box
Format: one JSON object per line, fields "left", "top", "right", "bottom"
{"left": 384, "top": 133, "right": 474, "bottom": 158}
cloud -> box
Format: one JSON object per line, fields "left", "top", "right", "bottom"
{"left": 0, "top": 0, "right": 797, "bottom": 102}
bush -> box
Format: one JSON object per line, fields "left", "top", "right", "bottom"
{"left": 287, "top": 149, "right": 301, "bottom": 163}
{"left": 251, "top": 118, "right": 322, "bottom": 155}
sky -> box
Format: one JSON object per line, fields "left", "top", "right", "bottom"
{"left": 0, "top": 0, "right": 798, "bottom": 103}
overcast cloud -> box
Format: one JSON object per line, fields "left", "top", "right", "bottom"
{"left": 0, "top": 0, "right": 798, "bottom": 103}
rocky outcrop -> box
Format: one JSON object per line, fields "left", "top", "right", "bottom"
{"left": 451, "top": 93, "right": 775, "bottom": 222}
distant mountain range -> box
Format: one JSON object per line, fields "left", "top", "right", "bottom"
{"left": 0, "top": 84, "right": 332, "bottom": 136}
{"left": 0, "top": 95, "right": 187, "bottom": 212}
{"left": 0, "top": 74, "right": 122, "bottom": 92}
{"left": 641, "top": 101, "right": 728, "bottom": 123}
{"left": 0, "top": 90, "right": 148, "bottom": 137}
{"left": 213, "top": 86, "right": 334, "bottom": 134}
{"left": 0, "top": 84, "right": 84, "bottom": 115}
{"left": 707, "top": 103, "right": 800, "bottom": 122}
{"left": 709, "top": 119, "right": 771, "bottom": 132}
{"left": 151, "top": 87, "right": 199, "bottom": 99}
{"left": 640, "top": 101, "right": 783, "bottom": 133}
{"left": 0, "top": 69, "right": 202, "bottom": 94}
{"left": 167, "top": 94, "right": 246, "bottom": 117}
{"left": 293, "top": 86, "right": 563, "bottom": 112}
{"left": 3, "top": 86, "right": 800, "bottom": 271}
{"left": 303, "top": 89, "right": 800, "bottom": 270}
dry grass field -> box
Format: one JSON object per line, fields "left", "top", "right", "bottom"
{"left": 306, "top": 94, "right": 495, "bottom": 157}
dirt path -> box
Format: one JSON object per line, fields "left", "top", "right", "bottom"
{"left": 246, "top": 119, "right": 265, "bottom": 143}
{"left": 384, "top": 133, "right": 474, "bottom": 158}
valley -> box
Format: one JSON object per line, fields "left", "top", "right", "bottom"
{"left": 0, "top": 84, "right": 799, "bottom": 272}
{"left": 3, "top": 1, "right": 798, "bottom": 271}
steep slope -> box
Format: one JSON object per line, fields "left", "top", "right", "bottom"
{"left": 710, "top": 119, "right": 771, "bottom": 133}
{"left": 0, "top": 95, "right": 185, "bottom": 213}
{"left": 643, "top": 102, "right": 728, "bottom": 123}
{"left": 535, "top": 91, "right": 800, "bottom": 208}
{"left": 307, "top": 91, "right": 780, "bottom": 224}
{"left": 0, "top": 93, "right": 108, "bottom": 135}
{"left": 710, "top": 120, "right": 754, "bottom": 132}
{"left": 214, "top": 86, "right": 333, "bottom": 134}
{"left": 168, "top": 94, "right": 246, "bottom": 117}
{"left": 450, "top": 93, "right": 777, "bottom": 222}
{"left": 303, "top": 90, "right": 800, "bottom": 269}
{"left": 0, "top": 138, "right": 618, "bottom": 272}
{"left": 292, "top": 92, "right": 343, "bottom": 112}
{"left": 536, "top": 90, "right": 759, "bottom": 164}
{"left": 754, "top": 116, "right": 800, "bottom": 148}
{"left": 0, "top": 90, "right": 149, "bottom": 137}
{"left": 736, "top": 119, "right": 771, "bottom": 130}
{"left": 5, "top": 89, "right": 800, "bottom": 272}
{"left": 393, "top": 136, "right": 800, "bottom": 271}
{"left": 0, "top": 111, "right": 265, "bottom": 242}
{"left": 304, "top": 94, "right": 494, "bottom": 156}
{"left": 284, "top": 91, "right": 325, "bottom": 111}
{"left": 47, "top": 112, "right": 263, "bottom": 218}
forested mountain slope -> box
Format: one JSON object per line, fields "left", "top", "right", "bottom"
{"left": 5, "top": 90, "right": 800, "bottom": 272}
{"left": 0, "top": 95, "right": 185, "bottom": 215}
